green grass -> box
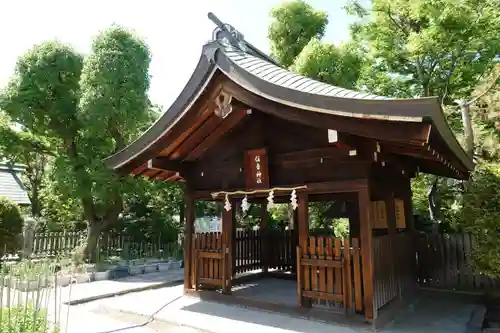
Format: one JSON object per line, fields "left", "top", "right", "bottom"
{"left": 0, "top": 303, "right": 58, "bottom": 333}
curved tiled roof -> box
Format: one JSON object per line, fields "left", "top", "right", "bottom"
{"left": 104, "top": 13, "right": 474, "bottom": 174}
{"left": 223, "top": 47, "right": 388, "bottom": 101}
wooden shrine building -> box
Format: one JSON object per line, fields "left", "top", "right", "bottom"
{"left": 106, "top": 13, "right": 474, "bottom": 326}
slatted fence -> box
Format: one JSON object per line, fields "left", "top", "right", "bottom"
{"left": 26, "top": 231, "right": 174, "bottom": 259}
{"left": 235, "top": 229, "right": 262, "bottom": 273}
{"left": 268, "top": 229, "right": 296, "bottom": 272}
{"left": 193, "top": 232, "right": 225, "bottom": 290}
{"left": 416, "top": 233, "right": 500, "bottom": 292}
{"left": 297, "top": 236, "right": 362, "bottom": 313}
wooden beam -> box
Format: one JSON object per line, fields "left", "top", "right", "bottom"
{"left": 185, "top": 108, "right": 251, "bottom": 161}
{"left": 260, "top": 202, "right": 269, "bottom": 274}
{"left": 385, "top": 191, "right": 399, "bottom": 298}
{"left": 297, "top": 190, "right": 310, "bottom": 308}
{"left": 147, "top": 158, "right": 194, "bottom": 174}
{"left": 184, "top": 185, "right": 195, "bottom": 293}
{"left": 223, "top": 79, "right": 430, "bottom": 145}
{"left": 358, "top": 186, "right": 375, "bottom": 321}
{"left": 157, "top": 83, "right": 223, "bottom": 158}
{"left": 194, "top": 179, "right": 369, "bottom": 200}
{"left": 170, "top": 115, "right": 223, "bottom": 159}
{"left": 131, "top": 163, "right": 148, "bottom": 177}
{"left": 222, "top": 205, "right": 233, "bottom": 294}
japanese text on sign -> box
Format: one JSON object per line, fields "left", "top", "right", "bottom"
{"left": 255, "top": 155, "right": 262, "bottom": 184}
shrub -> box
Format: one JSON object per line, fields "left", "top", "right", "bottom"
{"left": 457, "top": 162, "right": 500, "bottom": 277}
{"left": 0, "top": 303, "right": 57, "bottom": 333}
{"left": 0, "top": 197, "right": 24, "bottom": 257}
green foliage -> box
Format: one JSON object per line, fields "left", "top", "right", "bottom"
{"left": 0, "top": 197, "right": 23, "bottom": 256}
{"left": 79, "top": 25, "right": 152, "bottom": 154}
{"left": 0, "top": 26, "right": 158, "bottom": 258}
{"left": 1, "top": 41, "right": 83, "bottom": 139}
{"left": 268, "top": 0, "right": 328, "bottom": 68}
{"left": 291, "top": 38, "right": 363, "bottom": 88}
{"left": 0, "top": 304, "right": 54, "bottom": 333}
{"left": 350, "top": 0, "right": 500, "bottom": 102}
{"left": 456, "top": 162, "right": 500, "bottom": 277}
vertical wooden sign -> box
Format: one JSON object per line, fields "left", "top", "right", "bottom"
{"left": 244, "top": 148, "right": 269, "bottom": 189}
{"left": 371, "top": 201, "right": 388, "bottom": 229}
{"left": 394, "top": 199, "right": 406, "bottom": 229}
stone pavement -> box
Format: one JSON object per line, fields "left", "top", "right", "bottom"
{"left": 91, "top": 285, "right": 370, "bottom": 333}
{"left": 382, "top": 295, "right": 484, "bottom": 333}
{"left": 86, "top": 284, "right": 483, "bottom": 333}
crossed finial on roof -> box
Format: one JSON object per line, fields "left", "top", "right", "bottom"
{"left": 208, "top": 12, "right": 248, "bottom": 52}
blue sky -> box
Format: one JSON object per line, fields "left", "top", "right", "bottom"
{"left": 0, "top": 0, "right": 356, "bottom": 109}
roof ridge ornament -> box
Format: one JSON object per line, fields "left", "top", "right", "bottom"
{"left": 208, "top": 12, "right": 248, "bottom": 52}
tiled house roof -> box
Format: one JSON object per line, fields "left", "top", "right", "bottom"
{"left": 0, "top": 163, "right": 31, "bottom": 205}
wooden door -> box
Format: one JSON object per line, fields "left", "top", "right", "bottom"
{"left": 296, "top": 236, "right": 363, "bottom": 313}
{"left": 193, "top": 232, "right": 226, "bottom": 290}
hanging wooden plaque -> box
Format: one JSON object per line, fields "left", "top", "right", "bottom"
{"left": 244, "top": 148, "right": 269, "bottom": 189}
{"left": 394, "top": 199, "right": 406, "bottom": 229}
{"left": 371, "top": 201, "right": 388, "bottom": 229}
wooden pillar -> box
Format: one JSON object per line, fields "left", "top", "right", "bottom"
{"left": 291, "top": 209, "right": 299, "bottom": 274}
{"left": 385, "top": 191, "right": 399, "bottom": 297}
{"left": 232, "top": 202, "right": 237, "bottom": 277}
{"left": 358, "top": 186, "right": 375, "bottom": 321}
{"left": 222, "top": 205, "right": 233, "bottom": 294}
{"left": 297, "top": 191, "right": 309, "bottom": 246}
{"left": 183, "top": 186, "right": 195, "bottom": 293}
{"left": 297, "top": 191, "right": 310, "bottom": 308}
{"left": 260, "top": 201, "right": 269, "bottom": 274}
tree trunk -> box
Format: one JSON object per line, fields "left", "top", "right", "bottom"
{"left": 459, "top": 102, "right": 475, "bottom": 158}
{"left": 427, "top": 177, "right": 439, "bottom": 222}
{"left": 30, "top": 186, "right": 42, "bottom": 217}
{"left": 84, "top": 221, "right": 103, "bottom": 263}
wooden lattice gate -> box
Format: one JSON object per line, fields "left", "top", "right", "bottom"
{"left": 193, "top": 232, "right": 228, "bottom": 291}
{"left": 297, "top": 236, "right": 362, "bottom": 313}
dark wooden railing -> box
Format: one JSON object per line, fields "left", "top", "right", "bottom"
{"left": 234, "top": 228, "right": 296, "bottom": 274}
{"left": 416, "top": 233, "right": 500, "bottom": 292}
{"left": 268, "top": 229, "right": 296, "bottom": 272}
{"left": 373, "top": 232, "right": 417, "bottom": 311}
{"left": 235, "top": 229, "right": 262, "bottom": 273}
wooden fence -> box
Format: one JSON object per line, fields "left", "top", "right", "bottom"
{"left": 27, "top": 231, "right": 178, "bottom": 259}
{"left": 373, "top": 232, "right": 417, "bottom": 311}
{"left": 235, "top": 229, "right": 262, "bottom": 273}
{"left": 234, "top": 229, "right": 296, "bottom": 275}
{"left": 416, "top": 233, "right": 500, "bottom": 292}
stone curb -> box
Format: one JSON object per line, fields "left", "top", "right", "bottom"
{"left": 65, "top": 278, "right": 184, "bottom": 306}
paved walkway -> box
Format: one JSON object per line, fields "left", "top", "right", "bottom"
{"left": 3, "top": 269, "right": 482, "bottom": 332}
{"left": 91, "top": 285, "right": 370, "bottom": 333}
{"left": 88, "top": 285, "right": 482, "bottom": 333}
{"left": 1, "top": 269, "right": 186, "bottom": 333}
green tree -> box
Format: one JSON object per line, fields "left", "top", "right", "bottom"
{"left": 268, "top": 0, "right": 328, "bottom": 68}
{"left": 348, "top": 0, "right": 500, "bottom": 102}
{"left": 291, "top": 38, "right": 362, "bottom": 88}
{"left": 0, "top": 26, "right": 152, "bottom": 259}
{"left": 345, "top": 0, "right": 500, "bottom": 222}
{"left": 0, "top": 112, "right": 53, "bottom": 217}
{"left": 0, "top": 197, "right": 24, "bottom": 257}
